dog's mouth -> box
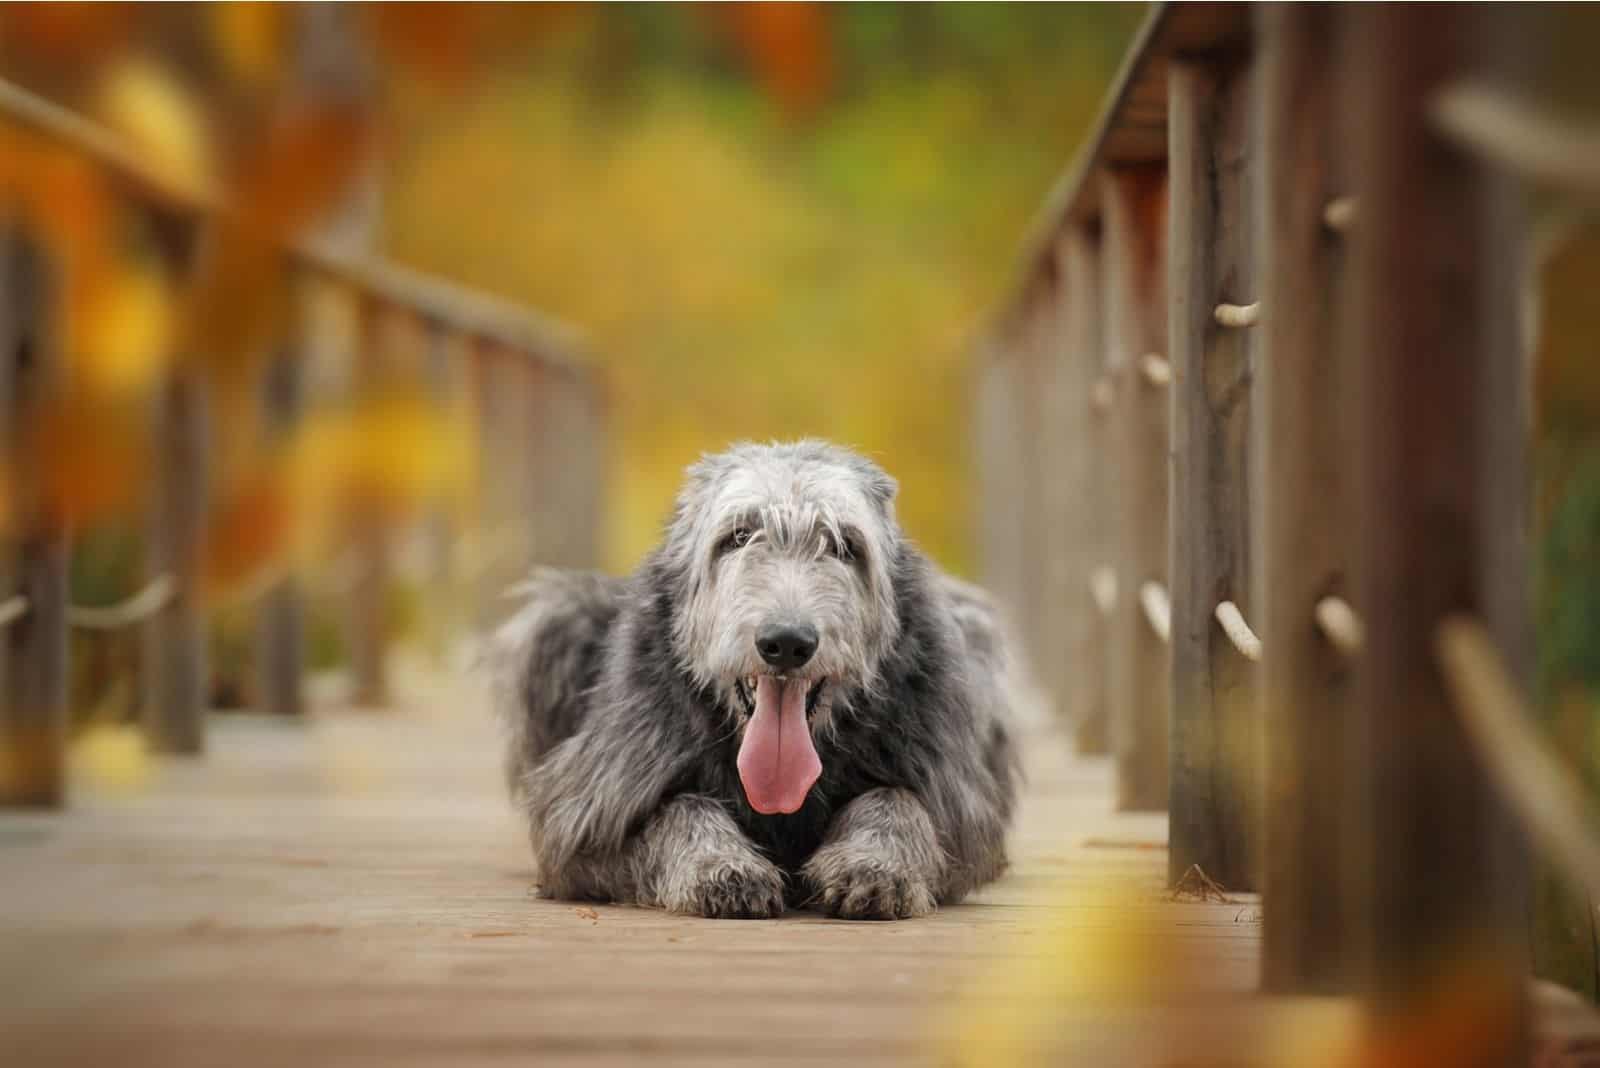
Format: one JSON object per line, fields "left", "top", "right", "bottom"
{"left": 735, "top": 675, "right": 825, "bottom": 719}
{"left": 734, "top": 674, "right": 824, "bottom": 816}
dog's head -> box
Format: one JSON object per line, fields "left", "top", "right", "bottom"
{"left": 661, "top": 440, "right": 902, "bottom": 814}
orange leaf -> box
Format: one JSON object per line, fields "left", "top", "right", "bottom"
{"left": 711, "top": 2, "right": 832, "bottom": 119}
{"left": 202, "top": 463, "right": 294, "bottom": 597}
{"left": 228, "top": 102, "right": 373, "bottom": 240}
{"left": 28, "top": 386, "right": 149, "bottom": 532}
{"left": 0, "top": 3, "right": 144, "bottom": 67}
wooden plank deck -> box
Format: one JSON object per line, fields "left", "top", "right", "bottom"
{"left": 2, "top": 660, "right": 1260, "bottom": 1067}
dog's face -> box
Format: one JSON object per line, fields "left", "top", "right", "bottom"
{"left": 663, "top": 441, "right": 901, "bottom": 814}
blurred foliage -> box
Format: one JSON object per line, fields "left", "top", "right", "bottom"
{"left": 381, "top": 3, "right": 1145, "bottom": 571}
{"left": 1531, "top": 221, "right": 1600, "bottom": 997}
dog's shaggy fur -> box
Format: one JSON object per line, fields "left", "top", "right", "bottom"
{"left": 489, "top": 441, "right": 1022, "bottom": 920}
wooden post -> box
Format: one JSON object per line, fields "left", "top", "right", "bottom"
{"left": 1102, "top": 166, "right": 1170, "bottom": 812}
{"left": 975, "top": 343, "right": 1026, "bottom": 640}
{"left": 1028, "top": 261, "right": 1078, "bottom": 727}
{"left": 1060, "top": 224, "right": 1110, "bottom": 752}
{"left": 0, "top": 234, "right": 68, "bottom": 805}
{"left": 1167, "top": 55, "right": 1262, "bottom": 892}
{"left": 345, "top": 295, "right": 393, "bottom": 707}
{"left": 1344, "top": 5, "right": 1527, "bottom": 1047}
{"left": 254, "top": 276, "right": 309, "bottom": 718}
{"left": 1254, "top": 3, "right": 1356, "bottom": 992}
{"left": 1004, "top": 308, "right": 1043, "bottom": 674}
{"left": 143, "top": 364, "right": 209, "bottom": 754}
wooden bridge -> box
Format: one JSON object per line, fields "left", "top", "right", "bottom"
{"left": 5, "top": 4, "right": 1600, "bottom": 1065}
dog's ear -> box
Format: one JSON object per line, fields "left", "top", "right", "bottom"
{"left": 853, "top": 457, "right": 897, "bottom": 511}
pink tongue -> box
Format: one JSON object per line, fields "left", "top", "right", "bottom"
{"left": 737, "top": 676, "right": 822, "bottom": 815}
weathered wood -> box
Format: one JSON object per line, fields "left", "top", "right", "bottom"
{"left": 0, "top": 234, "right": 68, "bottom": 805}
{"left": 1343, "top": 4, "right": 1528, "bottom": 1047}
{"left": 142, "top": 365, "right": 210, "bottom": 754}
{"left": 343, "top": 297, "right": 398, "bottom": 708}
{"left": 1027, "top": 263, "right": 1075, "bottom": 724}
{"left": 525, "top": 362, "right": 606, "bottom": 573}
{"left": 1102, "top": 165, "right": 1170, "bottom": 812}
{"left": 1058, "top": 225, "right": 1111, "bottom": 752}
{"left": 974, "top": 344, "right": 1026, "bottom": 634}
{"left": 254, "top": 279, "right": 310, "bottom": 719}
{"left": 1167, "top": 55, "right": 1261, "bottom": 893}
{"left": 0, "top": 683, "right": 1234, "bottom": 1068}
{"left": 1253, "top": 3, "right": 1355, "bottom": 993}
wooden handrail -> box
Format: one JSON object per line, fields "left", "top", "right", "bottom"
{"left": 0, "top": 75, "right": 585, "bottom": 371}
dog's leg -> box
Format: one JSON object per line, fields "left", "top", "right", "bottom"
{"left": 801, "top": 787, "right": 946, "bottom": 920}
{"left": 630, "top": 795, "right": 786, "bottom": 919}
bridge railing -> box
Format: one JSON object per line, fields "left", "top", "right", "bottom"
{"left": 978, "top": 1, "right": 1589, "bottom": 1035}
{"left": 0, "top": 77, "right": 603, "bottom": 807}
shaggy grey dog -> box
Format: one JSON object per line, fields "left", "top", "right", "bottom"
{"left": 489, "top": 440, "right": 1021, "bottom": 920}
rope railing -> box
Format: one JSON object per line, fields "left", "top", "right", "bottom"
{"left": 1431, "top": 81, "right": 1600, "bottom": 197}
{"left": 1091, "top": 377, "right": 1115, "bottom": 413}
{"left": 1213, "top": 302, "right": 1261, "bottom": 328}
{"left": 1089, "top": 566, "right": 1118, "bottom": 616}
{"left": 1437, "top": 617, "right": 1600, "bottom": 895}
{"left": 1322, "top": 196, "right": 1358, "bottom": 233}
{"left": 1139, "top": 352, "right": 1172, "bottom": 387}
{"left": 1213, "top": 600, "right": 1262, "bottom": 661}
{"left": 66, "top": 574, "right": 177, "bottom": 630}
{"left": 0, "top": 594, "right": 28, "bottom": 629}
{"left": 1314, "top": 595, "right": 1365, "bottom": 656}
{"left": 1139, "top": 581, "right": 1171, "bottom": 644}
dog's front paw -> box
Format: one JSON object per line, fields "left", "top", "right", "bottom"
{"left": 662, "top": 855, "right": 786, "bottom": 919}
{"left": 803, "top": 852, "right": 937, "bottom": 921}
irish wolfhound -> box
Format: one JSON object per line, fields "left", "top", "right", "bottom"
{"left": 489, "top": 440, "right": 1021, "bottom": 920}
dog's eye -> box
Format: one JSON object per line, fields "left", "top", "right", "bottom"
{"left": 720, "top": 527, "right": 753, "bottom": 555}
{"left": 825, "top": 530, "right": 859, "bottom": 562}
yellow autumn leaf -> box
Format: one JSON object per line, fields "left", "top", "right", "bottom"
{"left": 70, "top": 261, "right": 175, "bottom": 393}
{"left": 94, "top": 57, "right": 216, "bottom": 202}
{"left": 207, "top": 2, "right": 286, "bottom": 91}
{"left": 286, "top": 388, "right": 477, "bottom": 553}
{"left": 940, "top": 877, "right": 1169, "bottom": 1066}
{"left": 71, "top": 724, "right": 151, "bottom": 795}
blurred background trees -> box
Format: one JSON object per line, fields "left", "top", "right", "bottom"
{"left": 380, "top": 3, "right": 1144, "bottom": 570}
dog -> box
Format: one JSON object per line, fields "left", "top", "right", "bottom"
{"left": 489, "top": 440, "right": 1021, "bottom": 919}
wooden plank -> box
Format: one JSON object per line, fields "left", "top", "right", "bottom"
{"left": 0, "top": 231, "right": 68, "bottom": 805}
{"left": 1102, "top": 165, "right": 1171, "bottom": 812}
{"left": 1253, "top": 4, "right": 1355, "bottom": 993}
{"left": 1058, "top": 224, "right": 1111, "bottom": 752}
{"left": 1343, "top": 4, "right": 1528, "bottom": 1045}
{"left": 0, "top": 682, "right": 1228, "bottom": 1068}
{"left": 1167, "top": 55, "right": 1261, "bottom": 892}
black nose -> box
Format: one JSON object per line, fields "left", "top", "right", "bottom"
{"left": 756, "top": 623, "right": 819, "bottom": 671}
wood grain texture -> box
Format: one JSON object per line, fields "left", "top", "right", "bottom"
{"left": 1343, "top": 4, "right": 1529, "bottom": 1046}
{"left": 1167, "top": 54, "right": 1262, "bottom": 894}
{"left": 1252, "top": 3, "right": 1355, "bottom": 994}
{"left": 0, "top": 234, "right": 69, "bottom": 805}
{"left": 1101, "top": 165, "right": 1171, "bottom": 812}
{"left": 0, "top": 666, "right": 1241, "bottom": 1067}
